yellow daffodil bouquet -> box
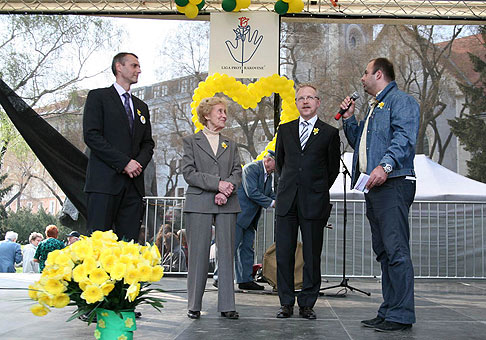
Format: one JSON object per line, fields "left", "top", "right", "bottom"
{"left": 28, "top": 230, "right": 165, "bottom": 323}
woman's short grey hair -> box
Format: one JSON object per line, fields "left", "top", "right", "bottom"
{"left": 196, "top": 97, "right": 228, "bottom": 127}
{"left": 5, "top": 231, "right": 18, "bottom": 241}
{"left": 29, "top": 232, "right": 44, "bottom": 243}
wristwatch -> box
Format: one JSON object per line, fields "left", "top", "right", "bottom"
{"left": 380, "top": 163, "right": 393, "bottom": 174}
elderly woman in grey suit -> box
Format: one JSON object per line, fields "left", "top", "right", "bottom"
{"left": 182, "top": 96, "right": 242, "bottom": 320}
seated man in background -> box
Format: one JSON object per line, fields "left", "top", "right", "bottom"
{"left": 235, "top": 150, "right": 276, "bottom": 290}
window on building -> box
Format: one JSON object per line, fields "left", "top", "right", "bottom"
{"left": 258, "top": 134, "right": 267, "bottom": 142}
{"left": 153, "top": 85, "right": 161, "bottom": 98}
{"left": 176, "top": 187, "right": 185, "bottom": 197}
{"left": 180, "top": 79, "right": 190, "bottom": 93}
{"left": 49, "top": 201, "right": 55, "bottom": 214}
{"left": 161, "top": 85, "right": 168, "bottom": 96}
{"left": 181, "top": 102, "right": 190, "bottom": 114}
{"left": 151, "top": 107, "right": 160, "bottom": 123}
{"left": 135, "top": 89, "right": 145, "bottom": 100}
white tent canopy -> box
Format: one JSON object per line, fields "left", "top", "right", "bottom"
{"left": 330, "top": 153, "right": 486, "bottom": 202}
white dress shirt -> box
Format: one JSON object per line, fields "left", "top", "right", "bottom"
{"left": 114, "top": 82, "right": 134, "bottom": 120}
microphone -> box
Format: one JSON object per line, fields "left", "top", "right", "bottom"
{"left": 334, "top": 92, "right": 360, "bottom": 120}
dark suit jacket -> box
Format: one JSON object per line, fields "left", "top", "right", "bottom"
{"left": 83, "top": 85, "right": 154, "bottom": 196}
{"left": 182, "top": 131, "right": 242, "bottom": 214}
{"left": 236, "top": 160, "right": 276, "bottom": 230}
{"left": 275, "top": 118, "right": 340, "bottom": 220}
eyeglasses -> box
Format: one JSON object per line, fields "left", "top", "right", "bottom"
{"left": 296, "top": 95, "right": 320, "bottom": 102}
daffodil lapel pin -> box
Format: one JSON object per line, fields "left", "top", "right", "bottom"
{"left": 221, "top": 142, "right": 228, "bottom": 149}
{"left": 378, "top": 102, "right": 385, "bottom": 109}
{"left": 137, "top": 109, "right": 146, "bottom": 124}
{"left": 313, "top": 128, "right": 319, "bottom": 135}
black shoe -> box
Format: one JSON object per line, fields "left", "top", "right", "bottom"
{"left": 135, "top": 311, "right": 142, "bottom": 319}
{"left": 299, "top": 306, "right": 316, "bottom": 320}
{"left": 361, "top": 316, "right": 385, "bottom": 328}
{"left": 238, "top": 281, "right": 264, "bottom": 291}
{"left": 220, "top": 311, "right": 239, "bottom": 319}
{"left": 187, "top": 310, "right": 201, "bottom": 319}
{"left": 276, "top": 305, "right": 293, "bottom": 318}
{"left": 213, "top": 280, "right": 218, "bottom": 288}
{"left": 374, "top": 321, "right": 412, "bottom": 332}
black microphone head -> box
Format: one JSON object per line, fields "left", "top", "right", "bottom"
{"left": 350, "top": 91, "right": 360, "bottom": 100}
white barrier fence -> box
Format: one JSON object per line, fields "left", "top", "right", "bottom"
{"left": 144, "top": 197, "right": 486, "bottom": 279}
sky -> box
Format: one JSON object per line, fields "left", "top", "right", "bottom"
{"left": 78, "top": 17, "right": 186, "bottom": 90}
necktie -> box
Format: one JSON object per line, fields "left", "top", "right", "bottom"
{"left": 122, "top": 92, "right": 134, "bottom": 133}
{"left": 300, "top": 121, "right": 310, "bottom": 149}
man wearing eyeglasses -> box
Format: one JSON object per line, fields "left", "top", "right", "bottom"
{"left": 275, "top": 84, "right": 340, "bottom": 320}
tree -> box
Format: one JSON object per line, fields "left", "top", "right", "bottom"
{"left": 0, "top": 14, "right": 120, "bottom": 208}
{"left": 0, "top": 207, "right": 70, "bottom": 244}
{"left": 392, "top": 25, "right": 464, "bottom": 162}
{"left": 449, "top": 26, "right": 486, "bottom": 183}
{"left": 0, "top": 174, "right": 12, "bottom": 221}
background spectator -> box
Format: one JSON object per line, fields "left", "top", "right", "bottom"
{"left": 177, "top": 229, "right": 188, "bottom": 266}
{"left": 22, "top": 232, "right": 43, "bottom": 273}
{"left": 34, "top": 225, "right": 65, "bottom": 272}
{"left": 0, "top": 231, "right": 22, "bottom": 273}
{"left": 162, "top": 232, "right": 187, "bottom": 272}
{"left": 67, "top": 230, "right": 80, "bottom": 246}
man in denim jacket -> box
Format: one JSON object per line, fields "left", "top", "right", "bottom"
{"left": 340, "top": 58, "right": 420, "bottom": 332}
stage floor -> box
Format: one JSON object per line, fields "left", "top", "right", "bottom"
{"left": 1, "top": 273, "right": 485, "bottom": 339}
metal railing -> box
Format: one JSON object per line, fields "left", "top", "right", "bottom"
{"left": 143, "top": 196, "right": 486, "bottom": 279}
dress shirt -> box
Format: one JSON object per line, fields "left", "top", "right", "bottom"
{"left": 358, "top": 90, "right": 383, "bottom": 173}
{"left": 299, "top": 115, "right": 318, "bottom": 147}
{"left": 114, "top": 82, "right": 134, "bottom": 121}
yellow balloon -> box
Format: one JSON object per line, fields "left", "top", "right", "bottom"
{"left": 288, "top": 0, "right": 304, "bottom": 13}
{"left": 190, "top": 73, "right": 298, "bottom": 161}
{"left": 185, "top": 3, "right": 198, "bottom": 18}
{"left": 189, "top": 0, "right": 202, "bottom": 4}
{"left": 233, "top": 4, "right": 242, "bottom": 12}
{"left": 238, "top": 0, "right": 251, "bottom": 9}
{"left": 176, "top": 4, "right": 185, "bottom": 13}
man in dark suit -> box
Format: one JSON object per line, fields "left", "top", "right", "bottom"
{"left": 83, "top": 52, "right": 154, "bottom": 242}
{"left": 235, "top": 150, "right": 276, "bottom": 291}
{"left": 275, "top": 84, "right": 340, "bottom": 319}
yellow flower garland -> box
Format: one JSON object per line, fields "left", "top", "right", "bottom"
{"left": 191, "top": 73, "right": 299, "bottom": 161}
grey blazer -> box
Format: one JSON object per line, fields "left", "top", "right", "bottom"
{"left": 182, "top": 131, "right": 242, "bottom": 214}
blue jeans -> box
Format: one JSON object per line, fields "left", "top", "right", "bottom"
{"left": 365, "top": 177, "right": 416, "bottom": 324}
{"left": 234, "top": 223, "right": 256, "bottom": 284}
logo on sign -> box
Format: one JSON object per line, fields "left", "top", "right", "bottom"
{"left": 224, "top": 17, "right": 263, "bottom": 74}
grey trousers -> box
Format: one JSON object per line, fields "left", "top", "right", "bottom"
{"left": 185, "top": 212, "right": 236, "bottom": 312}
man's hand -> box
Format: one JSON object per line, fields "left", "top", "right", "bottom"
{"left": 340, "top": 95, "right": 356, "bottom": 119}
{"left": 365, "top": 165, "right": 388, "bottom": 190}
{"left": 215, "top": 193, "right": 228, "bottom": 206}
{"left": 218, "top": 181, "right": 234, "bottom": 197}
{"left": 123, "top": 159, "right": 143, "bottom": 178}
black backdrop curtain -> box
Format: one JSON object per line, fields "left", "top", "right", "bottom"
{"left": 0, "top": 78, "right": 88, "bottom": 219}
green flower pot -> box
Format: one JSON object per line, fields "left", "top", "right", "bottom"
{"left": 94, "top": 308, "right": 137, "bottom": 340}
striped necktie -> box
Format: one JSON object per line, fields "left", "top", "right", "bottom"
{"left": 300, "top": 121, "right": 310, "bottom": 149}
{"left": 122, "top": 92, "right": 134, "bottom": 134}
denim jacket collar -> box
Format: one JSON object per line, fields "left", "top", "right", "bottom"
{"left": 376, "top": 81, "right": 397, "bottom": 102}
